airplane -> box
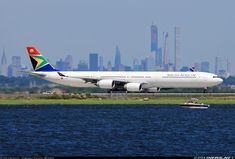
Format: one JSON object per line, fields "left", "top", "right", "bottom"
{"left": 25, "top": 46, "right": 223, "bottom": 93}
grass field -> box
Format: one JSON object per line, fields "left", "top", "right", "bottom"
{"left": 1, "top": 94, "right": 235, "bottom": 105}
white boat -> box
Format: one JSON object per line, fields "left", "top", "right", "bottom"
{"left": 179, "top": 98, "right": 210, "bottom": 109}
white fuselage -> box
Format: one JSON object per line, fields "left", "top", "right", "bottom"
{"left": 32, "top": 71, "right": 223, "bottom": 92}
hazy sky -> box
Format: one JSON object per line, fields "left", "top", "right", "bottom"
{"left": 1, "top": 0, "right": 235, "bottom": 74}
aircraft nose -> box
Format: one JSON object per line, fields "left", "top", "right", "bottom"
{"left": 217, "top": 78, "right": 223, "bottom": 84}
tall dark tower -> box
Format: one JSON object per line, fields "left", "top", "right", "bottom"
{"left": 89, "top": 53, "right": 98, "bottom": 71}
{"left": 114, "top": 45, "right": 121, "bottom": 71}
{"left": 151, "top": 24, "right": 158, "bottom": 52}
{"left": 174, "top": 26, "right": 181, "bottom": 71}
{"left": 1, "top": 49, "right": 7, "bottom": 65}
{"left": 163, "top": 32, "right": 169, "bottom": 67}
{"left": 0, "top": 49, "right": 7, "bottom": 76}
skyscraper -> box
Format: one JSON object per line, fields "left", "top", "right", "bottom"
{"left": 147, "top": 53, "right": 155, "bottom": 71}
{"left": 56, "top": 58, "right": 68, "bottom": 71}
{"left": 77, "top": 60, "right": 88, "bottom": 71}
{"left": 140, "top": 59, "right": 147, "bottom": 71}
{"left": 114, "top": 46, "right": 122, "bottom": 71}
{"left": 89, "top": 53, "right": 98, "bottom": 71}
{"left": 12, "top": 56, "right": 21, "bottom": 66}
{"left": 133, "top": 58, "right": 140, "bottom": 71}
{"left": 65, "top": 55, "right": 73, "bottom": 70}
{"left": 174, "top": 26, "right": 181, "bottom": 71}
{"left": 107, "top": 61, "right": 112, "bottom": 71}
{"left": 99, "top": 55, "right": 104, "bottom": 71}
{"left": 151, "top": 24, "right": 162, "bottom": 68}
{"left": 155, "top": 48, "right": 163, "bottom": 68}
{"left": 8, "top": 56, "right": 22, "bottom": 77}
{"left": 215, "top": 56, "right": 221, "bottom": 74}
{"left": 163, "top": 32, "right": 169, "bottom": 68}
{"left": 0, "top": 49, "right": 7, "bottom": 76}
{"left": 201, "top": 61, "right": 210, "bottom": 72}
{"left": 151, "top": 24, "right": 158, "bottom": 52}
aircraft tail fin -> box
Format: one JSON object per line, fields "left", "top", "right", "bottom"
{"left": 27, "top": 46, "right": 57, "bottom": 71}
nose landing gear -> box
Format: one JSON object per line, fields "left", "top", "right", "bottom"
{"left": 203, "top": 87, "right": 208, "bottom": 93}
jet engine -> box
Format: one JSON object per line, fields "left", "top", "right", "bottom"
{"left": 97, "top": 79, "right": 115, "bottom": 89}
{"left": 124, "top": 83, "right": 142, "bottom": 92}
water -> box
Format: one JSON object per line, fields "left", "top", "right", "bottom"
{"left": 0, "top": 104, "right": 235, "bottom": 156}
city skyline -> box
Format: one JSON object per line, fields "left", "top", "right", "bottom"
{"left": 0, "top": 43, "right": 231, "bottom": 79}
{"left": 0, "top": 23, "right": 232, "bottom": 77}
{"left": 0, "top": 0, "right": 234, "bottom": 74}
{"left": 0, "top": 23, "right": 232, "bottom": 75}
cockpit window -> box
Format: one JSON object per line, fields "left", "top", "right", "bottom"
{"left": 213, "top": 76, "right": 218, "bottom": 78}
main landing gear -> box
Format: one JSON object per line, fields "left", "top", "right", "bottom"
{"left": 203, "top": 87, "right": 208, "bottom": 93}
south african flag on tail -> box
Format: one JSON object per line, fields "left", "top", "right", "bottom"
{"left": 27, "top": 47, "right": 57, "bottom": 71}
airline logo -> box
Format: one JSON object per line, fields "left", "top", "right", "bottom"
{"left": 27, "top": 47, "right": 49, "bottom": 71}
